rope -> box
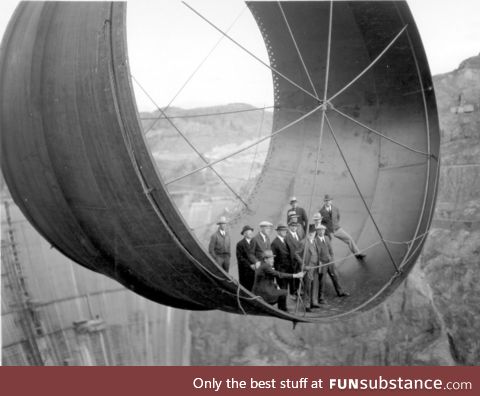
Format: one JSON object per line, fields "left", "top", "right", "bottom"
{"left": 182, "top": 1, "right": 322, "bottom": 104}
{"left": 165, "top": 102, "right": 325, "bottom": 185}
{"left": 327, "top": 25, "right": 408, "bottom": 103}
{"left": 330, "top": 106, "right": 432, "bottom": 157}
{"left": 132, "top": 75, "right": 251, "bottom": 210}
{"left": 277, "top": 1, "right": 319, "bottom": 98}
{"left": 140, "top": 106, "right": 275, "bottom": 121}
{"left": 324, "top": 114, "right": 400, "bottom": 273}
{"left": 143, "top": 6, "right": 247, "bottom": 136}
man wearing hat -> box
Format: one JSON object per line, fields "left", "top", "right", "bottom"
{"left": 252, "top": 250, "right": 305, "bottom": 312}
{"left": 252, "top": 221, "right": 273, "bottom": 261}
{"left": 316, "top": 223, "right": 349, "bottom": 303}
{"left": 236, "top": 225, "right": 259, "bottom": 291}
{"left": 271, "top": 223, "right": 295, "bottom": 293}
{"left": 297, "top": 224, "right": 322, "bottom": 311}
{"left": 208, "top": 216, "right": 231, "bottom": 272}
{"left": 285, "top": 219, "right": 304, "bottom": 295}
{"left": 286, "top": 196, "right": 308, "bottom": 237}
{"left": 319, "top": 194, "right": 365, "bottom": 260}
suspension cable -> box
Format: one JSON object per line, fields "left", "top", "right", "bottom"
{"left": 182, "top": 1, "right": 322, "bottom": 104}
{"left": 324, "top": 114, "right": 400, "bottom": 273}
{"left": 140, "top": 105, "right": 275, "bottom": 121}
{"left": 143, "top": 6, "right": 247, "bottom": 136}
{"left": 330, "top": 105, "right": 432, "bottom": 157}
{"left": 277, "top": 1, "right": 319, "bottom": 98}
{"left": 166, "top": 102, "right": 325, "bottom": 185}
{"left": 132, "top": 75, "right": 250, "bottom": 209}
{"left": 328, "top": 25, "right": 408, "bottom": 103}
{"left": 296, "top": 0, "right": 334, "bottom": 314}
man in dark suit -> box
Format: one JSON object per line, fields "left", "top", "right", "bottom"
{"left": 316, "top": 224, "right": 349, "bottom": 303}
{"left": 252, "top": 250, "right": 304, "bottom": 312}
{"left": 319, "top": 194, "right": 365, "bottom": 260}
{"left": 271, "top": 224, "right": 294, "bottom": 292}
{"left": 208, "top": 216, "right": 231, "bottom": 272}
{"left": 252, "top": 220, "right": 273, "bottom": 261}
{"left": 236, "top": 225, "right": 259, "bottom": 291}
{"left": 285, "top": 219, "right": 304, "bottom": 295}
{"left": 286, "top": 196, "right": 308, "bottom": 237}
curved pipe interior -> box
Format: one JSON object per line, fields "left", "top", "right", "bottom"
{"left": 0, "top": 1, "right": 440, "bottom": 322}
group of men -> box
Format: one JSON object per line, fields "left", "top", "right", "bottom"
{"left": 208, "top": 195, "right": 366, "bottom": 313}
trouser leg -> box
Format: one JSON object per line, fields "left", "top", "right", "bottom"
{"left": 317, "top": 267, "right": 326, "bottom": 302}
{"left": 222, "top": 255, "right": 230, "bottom": 272}
{"left": 312, "top": 268, "right": 320, "bottom": 304}
{"left": 327, "top": 265, "right": 345, "bottom": 296}
{"left": 277, "top": 278, "right": 289, "bottom": 291}
{"left": 303, "top": 273, "right": 312, "bottom": 308}
{"left": 277, "top": 295, "right": 288, "bottom": 311}
{"left": 334, "top": 228, "right": 360, "bottom": 254}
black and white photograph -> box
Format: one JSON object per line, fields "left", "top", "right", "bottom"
{"left": 0, "top": 0, "right": 479, "bottom": 367}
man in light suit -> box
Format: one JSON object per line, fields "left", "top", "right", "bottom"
{"left": 236, "top": 225, "right": 259, "bottom": 291}
{"left": 208, "top": 216, "right": 231, "bottom": 272}
{"left": 252, "top": 220, "right": 273, "bottom": 261}
{"left": 316, "top": 224, "right": 349, "bottom": 303}
{"left": 296, "top": 224, "right": 321, "bottom": 311}
{"left": 319, "top": 194, "right": 365, "bottom": 260}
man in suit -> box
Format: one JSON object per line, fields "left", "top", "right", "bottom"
{"left": 286, "top": 196, "right": 308, "bottom": 237}
{"left": 252, "top": 220, "right": 273, "bottom": 261}
{"left": 252, "top": 250, "right": 304, "bottom": 312}
{"left": 285, "top": 219, "right": 304, "bottom": 295}
{"left": 208, "top": 216, "right": 231, "bottom": 272}
{"left": 236, "top": 225, "right": 259, "bottom": 291}
{"left": 319, "top": 194, "right": 366, "bottom": 260}
{"left": 296, "top": 224, "right": 321, "bottom": 311}
{"left": 271, "top": 224, "right": 294, "bottom": 293}
{"left": 316, "top": 224, "right": 349, "bottom": 303}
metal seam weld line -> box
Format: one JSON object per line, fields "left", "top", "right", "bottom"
{"left": 296, "top": 0, "right": 334, "bottom": 314}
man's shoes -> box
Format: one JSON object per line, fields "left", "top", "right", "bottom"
{"left": 338, "top": 291, "right": 350, "bottom": 297}
{"left": 318, "top": 299, "right": 326, "bottom": 305}
{"left": 311, "top": 303, "right": 321, "bottom": 308}
{"left": 305, "top": 307, "right": 312, "bottom": 312}
{"left": 355, "top": 253, "right": 366, "bottom": 260}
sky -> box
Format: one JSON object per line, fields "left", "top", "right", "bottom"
{"left": 0, "top": 0, "right": 479, "bottom": 111}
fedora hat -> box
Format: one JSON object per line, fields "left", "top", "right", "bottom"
{"left": 216, "top": 216, "right": 228, "bottom": 224}
{"left": 275, "top": 223, "right": 288, "bottom": 231}
{"left": 289, "top": 196, "right": 297, "bottom": 203}
{"left": 324, "top": 194, "right": 333, "bottom": 201}
{"left": 240, "top": 225, "right": 254, "bottom": 235}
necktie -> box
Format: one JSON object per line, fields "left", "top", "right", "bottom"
{"left": 294, "top": 233, "right": 298, "bottom": 241}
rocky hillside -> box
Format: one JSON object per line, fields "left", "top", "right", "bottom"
{"left": 187, "top": 54, "right": 480, "bottom": 365}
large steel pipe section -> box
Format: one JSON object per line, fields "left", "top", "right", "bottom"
{"left": 1, "top": 1, "right": 439, "bottom": 321}
{"left": 231, "top": 1, "right": 440, "bottom": 316}
{"left": 0, "top": 2, "right": 300, "bottom": 321}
